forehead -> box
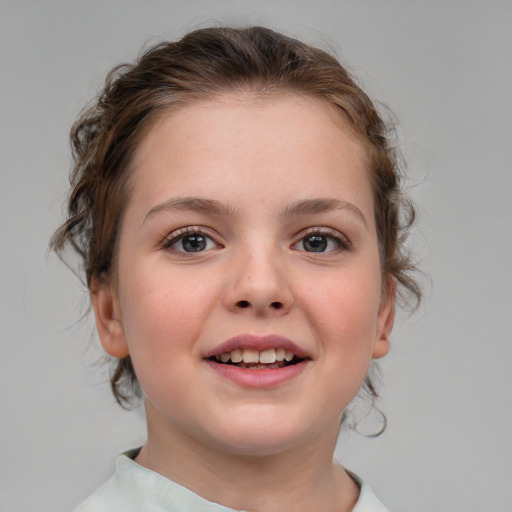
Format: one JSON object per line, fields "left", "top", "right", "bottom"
{"left": 133, "top": 91, "right": 368, "bottom": 169}
{"left": 128, "top": 92, "right": 373, "bottom": 218}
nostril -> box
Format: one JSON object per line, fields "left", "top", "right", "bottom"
{"left": 235, "top": 300, "right": 285, "bottom": 310}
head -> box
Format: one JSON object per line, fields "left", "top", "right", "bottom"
{"left": 51, "top": 26, "right": 420, "bottom": 412}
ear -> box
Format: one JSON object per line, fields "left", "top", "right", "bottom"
{"left": 90, "top": 274, "right": 130, "bottom": 358}
{"left": 372, "top": 277, "right": 396, "bottom": 359}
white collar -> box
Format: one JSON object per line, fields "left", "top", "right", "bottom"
{"left": 75, "top": 449, "right": 389, "bottom": 512}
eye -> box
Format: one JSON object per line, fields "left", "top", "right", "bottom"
{"left": 293, "top": 229, "right": 350, "bottom": 253}
{"left": 164, "top": 228, "right": 219, "bottom": 253}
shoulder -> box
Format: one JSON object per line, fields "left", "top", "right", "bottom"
{"left": 73, "top": 449, "right": 144, "bottom": 512}
{"left": 73, "top": 448, "right": 238, "bottom": 512}
{"left": 73, "top": 471, "right": 132, "bottom": 512}
{"left": 75, "top": 452, "right": 389, "bottom": 512}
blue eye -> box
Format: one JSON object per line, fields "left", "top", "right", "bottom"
{"left": 294, "top": 230, "right": 349, "bottom": 253}
{"left": 164, "top": 230, "right": 218, "bottom": 253}
{"left": 302, "top": 235, "right": 328, "bottom": 252}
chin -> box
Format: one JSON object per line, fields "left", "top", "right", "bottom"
{"left": 214, "top": 437, "right": 302, "bottom": 458}
{"left": 200, "top": 416, "right": 323, "bottom": 458}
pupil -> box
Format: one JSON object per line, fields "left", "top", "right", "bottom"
{"left": 183, "top": 235, "right": 206, "bottom": 252}
{"left": 304, "top": 235, "right": 327, "bottom": 252}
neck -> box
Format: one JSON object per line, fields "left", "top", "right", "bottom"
{"left": 135, "top": 402, "right": 359, "bottom": 512}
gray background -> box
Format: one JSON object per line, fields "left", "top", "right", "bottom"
{"left": 1, "top": 1, "right": 511, "bottom": 511}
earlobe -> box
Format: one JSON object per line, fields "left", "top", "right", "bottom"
{"left": 372, "top": 277, "right": 396, "bottom": 359}
{"left": 90, "top": 275, "right": 130, "bottom": 358}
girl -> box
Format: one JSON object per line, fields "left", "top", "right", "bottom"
{"left": 52, "top": 26, "right": 420, "bottom": 512}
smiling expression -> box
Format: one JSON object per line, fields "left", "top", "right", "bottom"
{"left": 92, "top": 93, "right": 394, "bottom": 456}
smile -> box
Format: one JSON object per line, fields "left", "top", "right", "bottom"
{"left": 204, "top": 334, "right": 310, "bottom": 387}
{"left": 211, "top": 347, "right": 303, "bottom": 369}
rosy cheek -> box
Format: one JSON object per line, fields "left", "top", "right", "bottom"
{"left": 308, "top": 277, "right": 379, "bottom": 332}
{"left": 126, "top": 272, "right": 217, "bottom": 338}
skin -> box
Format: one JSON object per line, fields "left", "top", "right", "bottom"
{"left": 92, "top": 93, "right": 395, "bottom": 512}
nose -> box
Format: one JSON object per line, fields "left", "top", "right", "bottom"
{"left": 223, "top": 251, "right": 294, "bottom": 316}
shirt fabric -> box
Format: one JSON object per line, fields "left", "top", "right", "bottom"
{"left": 75, "top": 449, "right": 389, "bottom": 512}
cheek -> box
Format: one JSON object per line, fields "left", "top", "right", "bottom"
{"left": 311, "top": 271, "right": 382, "bottom": 403}
{"left": 116, "top": 267, "right": 221, "bottom": 407}
{"left": 118, "top": 264, "right": 220, "bottom": 361}
{"left": 298, "top": 265, "right": 382, "bottom": 350}
{"left": 307, "top": 264, "right": 381, "bottom": 313}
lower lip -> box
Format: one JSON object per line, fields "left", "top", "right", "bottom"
{"left": 205, "top": 360, "right": 309, "bottom": 388}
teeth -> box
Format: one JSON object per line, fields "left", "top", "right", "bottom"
{"left": 230, "top": 348, "right": 243, "bottom": 363}
{"left": 259, "top": 348, "right": 276, "bottom": 364}
{"left": 214, "top": 347, "right": 299, "bottom": 364}
{"left": 275, "top": 348, "right": 285, "bottom": 362}
{"left": 242, "top": 349, "right": 260, "bottom": 364}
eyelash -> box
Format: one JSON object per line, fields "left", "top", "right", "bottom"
{"left": 162, "top": 226, "right": 351, "bottom": 254}
{"left": 292, "top": 227, "right": 351, "bottom": 253}
{"left": 162, "top": 226, "right": 220, "bottom": 253}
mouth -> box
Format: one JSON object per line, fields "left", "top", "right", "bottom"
{"left": 208, "top": 347, "right": 306, "bottom": 369}
{"left": 204, "top": 334, "right": 310, "bottom": 370}
{"left": 204, "top": 335, "right": 310, "bottom": 387}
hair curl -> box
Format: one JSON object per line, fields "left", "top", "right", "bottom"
{"left": 51, "top": 26, "right": 421, "bottom": 408}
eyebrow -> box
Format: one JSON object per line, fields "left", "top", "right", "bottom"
{"left": 143, "top": 196, "right": 367, "bottom": 226}
{"left": 143, "top": 197, "right": 237, "bottom": 224}
{"left": 280, "top": 198, "right": 367, "bottom": 226}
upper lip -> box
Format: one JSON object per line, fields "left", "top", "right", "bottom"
{"left": 204, "top": 334, "right": 310, "bottom": 359}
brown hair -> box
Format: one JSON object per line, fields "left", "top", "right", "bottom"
{"left": 51, "top": 26, "right": 421, "bottom": 408}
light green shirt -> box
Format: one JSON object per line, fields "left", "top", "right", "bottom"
{"left": 75, "top": 449, "right": 389, "bottom": 512}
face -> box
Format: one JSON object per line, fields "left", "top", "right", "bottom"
{"left": 93, "top": 93, "right": 394, "bottom": 457}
